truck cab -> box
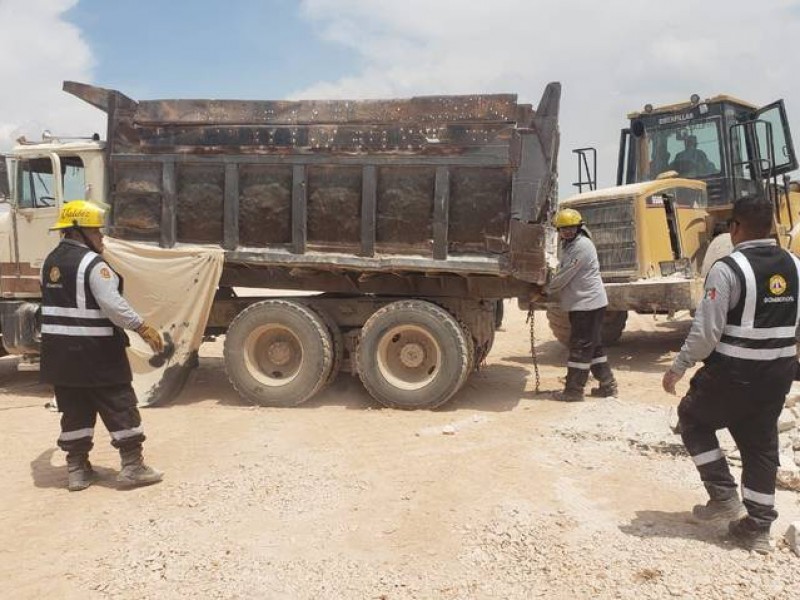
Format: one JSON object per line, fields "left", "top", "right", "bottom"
{"left": 0, "top": 138, "right": 105, "bottom": 353}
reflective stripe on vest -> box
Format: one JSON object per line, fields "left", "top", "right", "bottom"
{"left": 42, "top": 250, "right": 114, "bottom": 337}
{"left": 715, "top": 249, "right": 800, "bottom": 361}
{"left": 41, "top": 324, "right": 114, "bottom": 336}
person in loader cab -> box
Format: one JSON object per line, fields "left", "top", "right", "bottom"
{"left": 545, "top": 208, "right": 617, "bottom": 402}
{"left": 41, "top": 200, "right": 165, "bottom": 491}
{"left": 668, "top": 134, "right": 715, "bottom": 177}
{"left": 662, "top": 196, "right": 800, "bottom": 553}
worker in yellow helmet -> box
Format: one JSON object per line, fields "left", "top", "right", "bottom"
{"left": 41, "top": 200, "right": 165, "bottom": 491}
{"left": 545, "top": 207, "right": 617, "bottom": 401}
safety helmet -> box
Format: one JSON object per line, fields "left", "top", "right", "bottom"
{"left": 553, "top": 208, "right": 583, "bottom": 228}
{"left": 50, "top": 200, "right": 106, "bottom": 231}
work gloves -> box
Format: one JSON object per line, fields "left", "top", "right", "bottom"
{"left": 136, "top": 323, "right": 164, "bottom": 354}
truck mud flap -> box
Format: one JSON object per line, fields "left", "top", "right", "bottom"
{"left": 508, "top": 220, "right": 551, "bottom": 285}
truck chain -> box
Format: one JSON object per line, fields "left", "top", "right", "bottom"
{"left": 526, "top": 306, "right": 541, "bottom": 393}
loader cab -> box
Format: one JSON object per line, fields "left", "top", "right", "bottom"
{"left": 619, "top": 96, "right": 797, "bottom": 211}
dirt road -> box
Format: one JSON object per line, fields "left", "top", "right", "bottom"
{"left": 1, "top": 305, "right": 798, "bottom": 599}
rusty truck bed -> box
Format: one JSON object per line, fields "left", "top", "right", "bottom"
{"left": 65, "top": 81, "right": 560, "bottom": 298}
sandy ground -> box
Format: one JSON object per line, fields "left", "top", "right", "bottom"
{"left": 1, "top": 304, "right": 799, "bottom": 599}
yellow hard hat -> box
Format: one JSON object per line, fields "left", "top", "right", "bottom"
{"left": 50, "top": 200, "right": 106, "bottom": 231}
{"left": 553, "top": 208, "right": 583, "bottom": 228}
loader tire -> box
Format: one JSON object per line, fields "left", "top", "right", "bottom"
{"left": 701, "top": 233, "right": 733, "bottom": 278}
{"left": 546, "top": 308, "right": 628, "bottom": 347}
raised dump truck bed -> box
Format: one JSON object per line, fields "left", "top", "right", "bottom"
{"left": 65, "top": 81, "right": 560, "bottom": 299}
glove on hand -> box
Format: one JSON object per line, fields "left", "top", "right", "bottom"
{"left": 136, "top": 323, "right": 164, "bottom": 354}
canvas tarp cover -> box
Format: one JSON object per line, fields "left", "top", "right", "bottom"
{"left": 103, "top": 238, "right": 223, "bottom": 406}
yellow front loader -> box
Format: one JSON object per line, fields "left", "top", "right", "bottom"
{"left": 548, "top": 94, "right": 800, "bottom": 345}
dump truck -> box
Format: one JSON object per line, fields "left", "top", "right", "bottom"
{"left": 544, "top": 94, "right": 800, "bottom": 346}
{"left": 0, "top": 80, "right": 560, "bottom": 409}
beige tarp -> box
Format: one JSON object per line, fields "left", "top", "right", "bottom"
{"left": 103, "top": 238, "right": 224, "bottom": 407}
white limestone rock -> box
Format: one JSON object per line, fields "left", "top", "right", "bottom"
{"left": 785, "top": 522, "right": 800, "bottom": 557}
{"left": 778, "top": 409, "right": 796, "bottom": 433}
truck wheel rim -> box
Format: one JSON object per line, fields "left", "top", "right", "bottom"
{"left": 376, "top": 325, "right": 441, "bottom": 391}
{"left": 243, "top": 325, "right": 303, "bottom": 387}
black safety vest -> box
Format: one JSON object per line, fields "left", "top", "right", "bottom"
{"left": 707, "top": 244, "right": 800, "bottom": 387}
{"left": 40, "top": 241, "right": 132, "bottom": 387}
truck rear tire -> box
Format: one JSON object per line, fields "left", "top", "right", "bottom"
{"left": 356, "top": 300, "right": 470, "bottom": 410}
{"left": 545, "top": 308, "right": 628, "bottom": 347}
{"left": 224, "top": 299, "right": 333, "bottom": 407}
{"left": 494, "top": 300, "right": 504, "bottom": 330}
{"left": 309, "top": 305, "right": 344, "bottom": 389}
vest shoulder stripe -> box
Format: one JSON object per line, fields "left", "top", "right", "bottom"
{"left": 75, "top": 251, "right": 100, "bottom": 310}
{"left": 727, "top": 252, "right": 757, "bottom": 327}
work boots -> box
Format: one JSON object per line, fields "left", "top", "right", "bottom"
{"left": 728, "top": 517, "right": 772, "bottom": 554}
{"left": 589, "top": 379, "right": 618, "bottom": 398}
{"left": 552, "top": 389, "right": 584, "bottom": 402}
{"left": 589, "top": 359, "right": 617, "bottom": 397}
{"left": 693, "top": 484, "right": 747, "bottom": 522}
{"left": 66, "top": 454, "right": 97, "bottom": 492}
{"left": 692, "top": 496, "right": 747, "bottom": 522}
{"left": 553, "top": 367, "right": 587, "bottom": 402}
{"left": 117, "top": 449, "right": 163, "bottom": 488}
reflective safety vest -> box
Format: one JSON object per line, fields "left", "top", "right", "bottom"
{"left": 708, "top": 244, "right": 800, "bottom": 386}
{"left": 40, "top": 241, "right": 132, "bottom": 387}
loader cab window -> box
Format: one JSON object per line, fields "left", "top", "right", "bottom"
{"left": 636, "top": 119, "right": 723, "bottom": 181}
{"left": 730, "top": 104, "right": 796, "bottom": 179}
{"left": 16, "top": 156, "right": 86, "bottom": 208}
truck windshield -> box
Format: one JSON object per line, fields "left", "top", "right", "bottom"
{"left": 637, "top": 119, "right": 723, "bottom": 181}
{"left": 18, "top": 158, "right": 56, "bottom": 208}
{"left": 17, "top": 156, "right": 86, "bottom": 208}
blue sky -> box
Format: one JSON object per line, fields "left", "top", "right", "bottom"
{"left": 3, "top": 0, "right": 800, "bottom": 197}
{"left": 65, "top": 0, "right": 357, "bottom": 99}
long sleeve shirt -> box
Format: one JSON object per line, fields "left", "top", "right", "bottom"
{"left": 545, "top": 233, "right": 608, "bottom": 312}
{"left": 62, "top": 239, "right": 143, "bottom": 331}
{"left": 670, "top": 238, "right": 795, "bottom": 375}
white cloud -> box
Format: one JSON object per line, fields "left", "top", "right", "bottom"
{"left": 297, "top": 0, "right": 800, "bottom": 197}
{"left": 0, "top": 0, "right": 102, "bottom": 151}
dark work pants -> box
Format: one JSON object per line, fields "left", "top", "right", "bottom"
{"left": 56, "top": 384, "right": 145, "bottom": 461}
{"left": 566, "top": 307, "right": 614, "bottom": 392}
{"left": 678, "top": 364, "right": 785, "bottom": 529}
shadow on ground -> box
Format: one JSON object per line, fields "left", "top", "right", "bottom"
{"left": 503, "top": 319, "right": 692, "bottom": 376}
{"left": 166, "top": 356, "right": 531, "bottom": 414}
{"left": 620, "top": 509, "right": 739, "bottom": 551}
{"left": 30, "top": 447, "right": 118, "bottom": 491}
